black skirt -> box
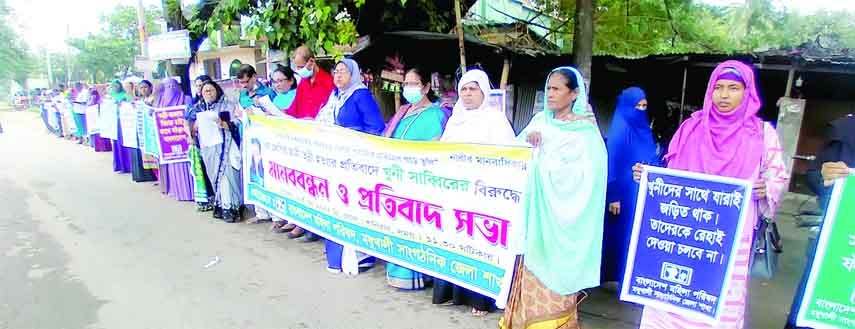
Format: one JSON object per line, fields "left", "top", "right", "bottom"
{"left": 130, "top": 149, "right": 156, "bottom": 182}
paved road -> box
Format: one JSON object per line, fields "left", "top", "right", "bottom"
{"left": 0, "top": 111, "right": 808, "bottom": 329}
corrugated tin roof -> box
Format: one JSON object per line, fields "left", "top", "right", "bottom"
{"left": 755, "top": 38, "right": 855, "bottom": 65}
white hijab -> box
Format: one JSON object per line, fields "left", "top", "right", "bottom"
{"left": 440, "top": 70, "right": 517, "bottom": 145}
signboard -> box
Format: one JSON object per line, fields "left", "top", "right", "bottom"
{"left": 147, "top": 30, "right": 191, "bottom": 60}
{"left": 143, "top": 105, "right": 161, "bottom": 158}
{"left": 47, "top": 103, "right": 60, "bottom": 131}
{"left": 243, "top": 115, "right": 530, "bottom": 306}
{"left": 620, "top": 166, "right": 752, "bottom": 324}
{"left": 98, "top": 99, "right": 119, "bottom": 140}
{"left": 153, "top": 106, "right": 190, "bottom": 164}
{"left": 797, "top": 173, "right": 855, "bottom": 329}
{"left": 85, "top": 105, "right": 100, "bottom": 135}
{"left": 119, "top": 102, "right": 138, "bottom": 148}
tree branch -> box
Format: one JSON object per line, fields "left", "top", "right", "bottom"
{"left": 662, "top": 0, "right": 679, "bottom": 47}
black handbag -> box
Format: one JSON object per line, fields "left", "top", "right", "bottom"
{"left": 750, "top": 217, "right": 783, "bottom": 279}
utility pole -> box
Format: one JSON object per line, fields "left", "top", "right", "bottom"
{"left": 137, "top": 0, "right": 152, "bottom": 80}
{"left": 45, "top": 50, "right": 54, "bottom": 88}
{"left": 66, "top": 24, "right": 72, "bottom": 86}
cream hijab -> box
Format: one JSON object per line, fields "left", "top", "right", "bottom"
{"left": 439, "top": 70, "right": 517, "bottom": 145}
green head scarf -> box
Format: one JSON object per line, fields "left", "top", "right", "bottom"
{"left": 517, "top": 65, "right": 608, "bottom": 296}
{"left": 111, "top": 79, "right": 130, "bottom": 103}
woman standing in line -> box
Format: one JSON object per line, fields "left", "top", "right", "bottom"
{"left": 187, "top": 80, "right": 243, "bottom": 222}
{"left": 320, "top": 58, "right": 385, "bottom": 274}
{"left": 500, "top": 66, "right": 607, "bottom": 329}
{"left": 601, "top": 86, "right": 662, "bottom": 286}
{"left": 156, "top": 78, "right": 194, "bottom": 202}
{"left": 382, "top": 67, "right": 448, "bottom": 290}
{"left": 435, "top": 69, "right": 516, "bottom": 316}
{"left": 111, "top": 79, "right": 133, "bottom": 174}
{"left": 187, "top": 75, "right": 215, "bottom": 212}
{"left": 632, "top": 60, "right": 789, "bottom": 329}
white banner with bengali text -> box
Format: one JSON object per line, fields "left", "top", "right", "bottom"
{"left": 243, "top": 115, "right": 531, "bottom": 307}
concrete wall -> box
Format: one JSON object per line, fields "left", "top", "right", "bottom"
{"left": 189, "top": 47, "right": 264, "bottom": 81}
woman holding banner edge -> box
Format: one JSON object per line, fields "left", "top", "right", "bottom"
{"left": 321, "top": 58, "right": 385, "bottom": 275}
{"left": 500, "top": 66, "right": 607, "bottom": 329}
{"left": 631, "top": 60, "right": 789, "bottom": 329}
{"left": 382, "top": 66, "right": 449, "bottom": 291}
{"left": 435, "top": 69, "right": 514, "bottom": 317}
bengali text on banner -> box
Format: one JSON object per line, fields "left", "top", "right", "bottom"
{"left": 153, "top": 105, "right": 190, "bottom": 164}
{"left": 242, "top": 115, "right": 530, "bottom": 306}
{"left": 620, "top": 166, "right": 752, "bottom": 324}
{"left": 797, "top": 173, "right": 855, "bottom": 329}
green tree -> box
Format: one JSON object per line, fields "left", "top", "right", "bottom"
{"left": 190, "top": 0, "right": 363, "bottom": 57}
{"left": 101, "top": 4, "right": 164, "bottom": 55}
{"left": 66, "top": 5, "right": 163, "bottom": 83}
{"left": 0, "top": 0, "right": 35, "bottom": 87}
{"left": 68, "top": 35, "right": 136, "bottom": 83}
{"left": 530, "top": 0, "right": 855, "bottom": 60}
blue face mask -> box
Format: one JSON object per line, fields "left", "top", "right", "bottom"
{"left": 296, "top": 64, "right": 314, "bottom": 79}
{"left": 402, "top": 87, "right": 424, "bottom": 104}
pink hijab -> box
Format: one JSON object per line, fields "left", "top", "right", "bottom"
{"left": 666, "top": 60, "right": 764, "bottom": 179}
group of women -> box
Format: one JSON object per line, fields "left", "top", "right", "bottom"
{"left": 599, "top": 61, "right": 792, "bottom": 329}
{"left": 50, "top": 56, "right": 795, "bottom": 329}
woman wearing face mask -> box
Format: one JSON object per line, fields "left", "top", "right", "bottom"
{"left": 500, "top": 67, "right": 606, "bottom": 329}
{"left": 186, "top": 80, "right": 244, "bottom": 223}
{"left": 382, "top": 67, "right": 448, "bottom": 140}
{"left": 631, "top": 61, "right": 789, "bottom": 329}
{"left": 318, "top": 58, "right": 385, "bottom": 274}
{"left": 601, "top": 87, "right": 662, "bottom": 287}
{"left": 381, "top": 67, "right": 448, "bottom": 290}
{"left": 434, "top": 69, "right": 515, "bottom": 316}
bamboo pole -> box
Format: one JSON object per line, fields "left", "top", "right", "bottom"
{"left": 454, "top": 0, "right": 467, "bottom": 75}
{"left": 679, "top": 66, "right": 688, "bottom": 124}
{"left": 500, "top": 57, "right": 510, "bottom": 89}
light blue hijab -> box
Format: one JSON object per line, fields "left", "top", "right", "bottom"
{"left": 518, "top": 66, "right": 607, "bottom": 295}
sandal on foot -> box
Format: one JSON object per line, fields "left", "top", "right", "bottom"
{"left": 471, "top": 308, "right": 489, "bottom": 317}
{"left": 287, "top": 227, "right": 305, "bottom": 239}
{"left": 271, "top": 222, "right": 293, "bottom": 233}
{"left": 247, "top": 217, "right": 272, "bottom": 224}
